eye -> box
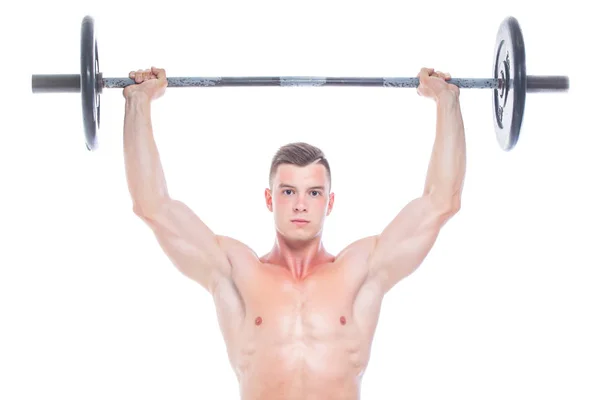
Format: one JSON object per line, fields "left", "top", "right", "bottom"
{"left": 283, "top": 189, "right": 294, "bottom": 195}
{"left": 310, "top": 191, "right": 321, "bottom": 197}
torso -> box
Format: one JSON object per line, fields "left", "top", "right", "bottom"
{"left": 212, "top": 237, "right": 385, "bottom": 400}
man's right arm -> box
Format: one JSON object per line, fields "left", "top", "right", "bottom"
{"left": 123, "top": 85, "right": 231, "bottom": 293}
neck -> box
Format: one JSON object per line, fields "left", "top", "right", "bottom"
{"left": 264, "top": 232, "right": 334, "bottom": 280}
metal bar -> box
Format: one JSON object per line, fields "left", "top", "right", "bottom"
{"left": 103, "top": 77, "right": 500, "bottom": 89}
{"left": 31, "top": 74, "right": 571, "bottom": 93}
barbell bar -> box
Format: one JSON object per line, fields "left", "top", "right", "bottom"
{"left": 31, "top": 15, "right": 569, "bottom": 152}
{"left": 32, "top": 75, "right": 569, "bottom": 91}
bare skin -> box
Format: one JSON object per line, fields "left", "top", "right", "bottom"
{"left": 122, "top": 66, "right": 465, "bottom": 399}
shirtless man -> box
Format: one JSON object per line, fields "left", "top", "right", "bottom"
{"left": 122, "top": 66, "right": 465, "bottom": 400}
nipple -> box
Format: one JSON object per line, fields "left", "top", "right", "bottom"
{"left": 255, "top": 316, "right": 263, "bottom": 326}
{"left": 340, "top": 316, "right": 347, "bottom": 325}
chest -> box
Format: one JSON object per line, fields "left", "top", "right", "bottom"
{"left": 233, "top": 263, "right": 368, "bottom": 340}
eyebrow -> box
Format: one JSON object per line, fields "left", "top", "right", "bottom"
{"left": 278, "top": 184, "right": 326, "bottom": 191}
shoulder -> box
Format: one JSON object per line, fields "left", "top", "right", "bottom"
{"left": 328, "top": 236, "right": 380, "bottom": 285}
{"left": 216, "top": 235, "right": 260, "bottom": 263}
{"left": 335, "top": 235, "right": 379, "bottom": 264}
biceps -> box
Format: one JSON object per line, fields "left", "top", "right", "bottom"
{"left": 374, "top": 227, "right": 440, "bottom": 288}
{"left": 138, "top": 199, "right": 231, "bottom": 289}
{"left": 368, "top": 196, "right": 453, "bottom": 291}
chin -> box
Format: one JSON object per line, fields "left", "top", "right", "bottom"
{"left": 290, "top": 229, "right": 321, "bottom": 241}
{"left": 276, "top": 221, "right": 323, "bottom": 240}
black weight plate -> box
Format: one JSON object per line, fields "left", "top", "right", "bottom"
{"left": 493, "top": 16, "right": 526, "bottom": 151}
{"left": 81, "top": 16, "right": 99, "bottom": 151}
{"left": 95, "top": 41, "right": 101, "bottom": 137}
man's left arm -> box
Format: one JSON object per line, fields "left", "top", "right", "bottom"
{"left": 367, "top": 81, "right": 466, "bottom": 294}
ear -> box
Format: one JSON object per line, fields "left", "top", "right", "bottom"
{"left": 265, "top": 188, "right": 273, "bottom": 212}
{"left": 326, "top": 192, "right": 335, "bottom": 216}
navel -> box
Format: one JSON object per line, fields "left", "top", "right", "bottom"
{"left": 255, "top": 316, "right": 263, "bottom": 326}
{"left": 340, "top": 316, "right": 347, "bottom": 325}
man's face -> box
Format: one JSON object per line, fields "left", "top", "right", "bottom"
{"left": 265, "top": 163, "right": 334, "bottom": 242}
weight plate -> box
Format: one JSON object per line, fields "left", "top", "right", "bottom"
{"left": 81, "top": 16, "right": 99, "bottom": 151}
{"left": 493, "top": 16, "right": 526, "bottom": 151}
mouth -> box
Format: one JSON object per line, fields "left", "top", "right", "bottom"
{"left": 291, "top": 219, "right": 309, "bottom": 226}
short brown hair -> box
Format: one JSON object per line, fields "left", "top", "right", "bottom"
{"left": 269, "top": 142, "right": 331, "bottom": 189}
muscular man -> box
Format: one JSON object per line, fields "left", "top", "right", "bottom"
{"left": 122, "top": 66, "right": 465, "bottom": 400}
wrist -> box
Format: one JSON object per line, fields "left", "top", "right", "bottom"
{"left": 436, "top": 90, "right": 459, "bottom": 105}
{"left": 125, "top": 91, "right": 151, "bottom": 104}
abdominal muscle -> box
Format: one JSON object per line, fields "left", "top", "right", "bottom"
{"left": 232, "top": 313, "right": 367, "bottom": 400}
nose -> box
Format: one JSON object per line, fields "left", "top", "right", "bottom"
{"left": 293, "top": 198, "right": 307, "bottom": 213}
{"left": 293, "top": 204, "right": 307, "bottom": 212}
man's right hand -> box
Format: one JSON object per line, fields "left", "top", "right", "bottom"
{"left": 123, "top": 67, "right": 168, "bottom": 101}
{"left": 416, "top": 67, "right": 459, "bottom": 102}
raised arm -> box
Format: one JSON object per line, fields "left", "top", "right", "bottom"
{"left": 367, "top": 68, "right": 466, "bottom": 293}
{"left": 123, "top": 67, "right": 231, "bottom": 293}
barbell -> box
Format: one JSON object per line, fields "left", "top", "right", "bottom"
{"left": 31, "top": 15, "right": 569, "bottom": 152}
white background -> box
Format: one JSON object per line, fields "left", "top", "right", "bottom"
{"left": 1, "top": 1, "right": 598, "bottom": 399}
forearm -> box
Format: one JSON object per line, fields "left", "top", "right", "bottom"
{"left": 123, "top": 93, "right": 169, "bottom": 215}
{"left": 423, "top": 91, "right": 466, "bottom": 209}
